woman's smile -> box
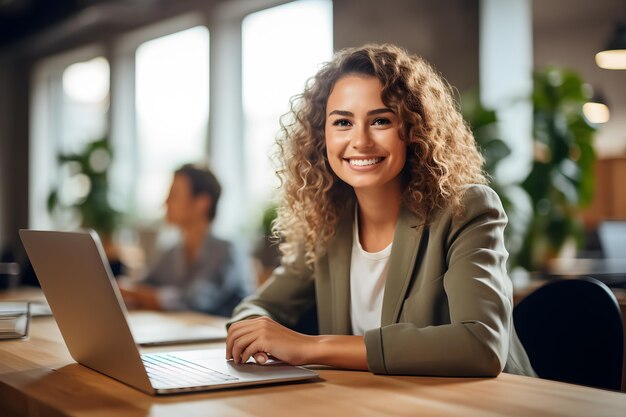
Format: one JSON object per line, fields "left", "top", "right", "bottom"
{"left": 344, "top": 156, "right": 386, "bottom": 170}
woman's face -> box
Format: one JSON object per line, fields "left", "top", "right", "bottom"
{"left": 325, "top": 75, "right": 406, "bottom": 193}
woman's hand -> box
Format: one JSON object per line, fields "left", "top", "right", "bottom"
{"left": 226, "top": 316, "right": 314, "bottom": 365}
{"left": 226, "top": 316, "right": 369, "bottom": 370}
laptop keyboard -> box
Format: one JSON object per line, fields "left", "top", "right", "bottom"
{"left": 142, "top": 352, "right": 238, "bottom": 387}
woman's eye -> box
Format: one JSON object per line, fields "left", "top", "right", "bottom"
{"left": 332, "top": 119, "right": 352, "bottom": 127}
{"left": 372, "top": 118, "right": 391, "bottom": 126}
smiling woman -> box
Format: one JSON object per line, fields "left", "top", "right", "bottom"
{"left": 226, "top": 44, "right": 536, "bottom": 378}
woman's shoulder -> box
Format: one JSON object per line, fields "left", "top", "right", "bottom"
{"left": 430, "top": 184, "right": 505, "bottom": 227}
{"left": 460, "top": 183, "right": 502, "bottom": 206}
{"left": 417, "top": 184, "right": 507, "bottom": 248}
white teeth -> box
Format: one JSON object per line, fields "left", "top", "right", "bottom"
{"left": 349, "top": 157, "right": 383, "bottom": 167}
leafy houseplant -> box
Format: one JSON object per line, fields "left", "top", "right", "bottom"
{"left": 252, "top": 203, "right": 281, "bottom": 286}
{"left": 461, "top": 90, "right": 528, "bottom": 265}
{"left": 518, "top": 67, "right": 597, "bottom": 271}
{"left": 461, "top": 90, "right": 512, "bottom": 182}
{"left": 47, "top": 138, "right": 120, "bottom": 241}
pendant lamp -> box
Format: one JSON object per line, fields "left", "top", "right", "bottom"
{"left": 583, "top": 89, "right": 610, "bottom": 124}
{"left": 596, "top": 22, "right": 626, "bottom": 69}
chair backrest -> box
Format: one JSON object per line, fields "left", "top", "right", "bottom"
{"left": 513, "top": 277, "right": 624, "bottom": 391}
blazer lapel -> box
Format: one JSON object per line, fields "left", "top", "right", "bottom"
{"left": 380, "top": 207, "right": 424, "bottom": 326}
{"left": 327, "top": 207, "right": 354, "bottom": 334}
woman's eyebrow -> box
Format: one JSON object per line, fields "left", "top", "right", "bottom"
{"left": 328, "top": 110, "right": 353, "bottom": 117}
{"left": 367, "top": 108, "right": 394, "bottom": 116}
{"left": 328, "top": 108, "right": 394, "bottom": 117}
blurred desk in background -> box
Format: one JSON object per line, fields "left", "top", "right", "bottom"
{"left": 547, "top": 258, "right": 626, "bottom": 289}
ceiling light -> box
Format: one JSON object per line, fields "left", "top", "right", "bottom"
{"left": 596, "top": 22, "right": 626, "bottom": 69}
{"left": 583, "top": 90, "right": 610, "bottom": 124}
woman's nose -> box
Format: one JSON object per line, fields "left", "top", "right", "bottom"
{"left": 350, "top": 124, "right": 373, "bottom": 149}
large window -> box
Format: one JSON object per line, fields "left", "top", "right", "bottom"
{"left": 60, "top": 57, "right": 110, "bottom": 153}
{"left": 133, "top": 25, "right": 210, "bottom": 223}
{"left": 30, "top": 49, "right": 110, "bottom": 230}
{"left": 242, "top": 0, "right": 333, "bottom": 217}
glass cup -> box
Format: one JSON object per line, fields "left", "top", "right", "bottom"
{"left": 0, "top": 301, "right": 30, "bottom": 340}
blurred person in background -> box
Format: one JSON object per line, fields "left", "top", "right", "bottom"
{"left": 121, "top": 164, "right": 248, "bottom": 317}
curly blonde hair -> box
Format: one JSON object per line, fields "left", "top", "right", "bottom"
{"left": 275, "top": 44, "right": 486, "bottom": 266}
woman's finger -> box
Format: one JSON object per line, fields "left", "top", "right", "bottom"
{"left": 226, "top": 317, "right": 273, "bottom": 359}
{"left": 241, "top": 340, "right": 268, "bottom": 365}
{"left": 231, "top": 331, "right": 260, "bottom": 364}
{"left": 226, "top": 321, "right": 256, "bottom": 358}
{"left": 254, "top": 352, "right": 269, "bottom": 364}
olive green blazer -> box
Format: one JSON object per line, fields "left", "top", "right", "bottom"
{"left": 230, "top": 185, "right": 536, "bottom": 377}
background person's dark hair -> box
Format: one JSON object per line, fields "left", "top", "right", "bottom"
{"left": 175, "top": 164, "right": 222, "bottom": 221}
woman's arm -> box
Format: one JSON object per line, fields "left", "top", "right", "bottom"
{"left": 226, "top": 316, "right": 368, "bottom": 370}
{"left": 365, "top": 185, "right": 513, "bottom": 377}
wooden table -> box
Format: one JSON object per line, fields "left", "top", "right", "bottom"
{"left": 1, "top": 301, "right": 626, "bottom": 416}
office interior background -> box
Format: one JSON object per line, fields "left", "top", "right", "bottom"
{"left": 0, "top": 0, "right": 625, "bottom": 285}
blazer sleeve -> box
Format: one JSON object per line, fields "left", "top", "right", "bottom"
{"left": 365, "top": 185, "right": 513, "bottom": 377}
{"left": 227, "top": 246, "right": 316, "bottom": 329}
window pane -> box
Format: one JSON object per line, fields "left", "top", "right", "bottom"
{"left": 242, "top": 0, "right": 333, "bottom": 213}
{"left": 135, "top": 25, "right": 209, "bottom": 222}
{"left": 60, "top": 57, "right": 110, "bottom": 153}
{"left": 30, "top": 53, "right": 110, "bottom": 230}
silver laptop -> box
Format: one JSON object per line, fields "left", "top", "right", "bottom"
{"left": 598, "top": 220, "right": 626, "bottom": 259}
{"left": 19, "top": 229, "right": 318, "bottom": 395}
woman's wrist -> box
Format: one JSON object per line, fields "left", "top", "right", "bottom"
{"left": 305, "top": 335, "right": 368, "bottom": 370}
{"left": 306, "top": 335, "right": 330, "bottom": 365}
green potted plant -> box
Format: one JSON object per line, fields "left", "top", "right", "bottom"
{"left": 461, "top": 89, "right": 528, "bottom": 266}
{"left": 47, "top": 138, "right": 122, "bottom": 272}
{"left": 518, "top": 67, "right": 597, "bottom": 271}
{"left": 252, "top": 202, "right": 281, "bottom": 286}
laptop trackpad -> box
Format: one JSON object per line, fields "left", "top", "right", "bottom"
{"left": 174, "top": 348, "right": 319, "bottom": 381}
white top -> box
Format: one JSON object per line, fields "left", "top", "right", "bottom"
{"left": 350, "top": 209, "right": 393, "bottom": 336}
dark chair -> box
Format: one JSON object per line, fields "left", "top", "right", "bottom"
{"left": 514, "top": 277, "right": 624, "bottom": 391}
